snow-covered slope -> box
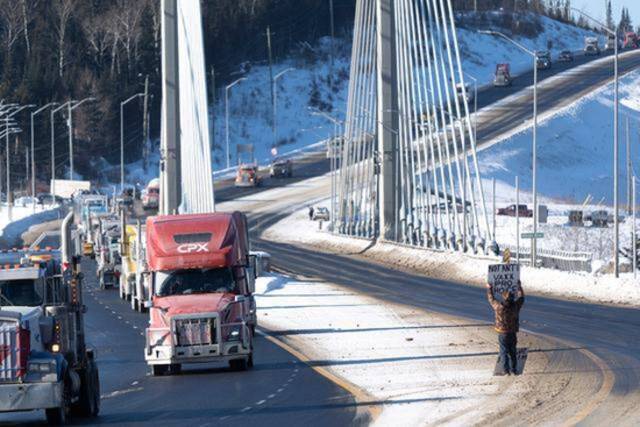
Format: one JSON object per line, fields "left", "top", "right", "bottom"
{"left": 478, "top": 69, "right": 640, "bottom": 205}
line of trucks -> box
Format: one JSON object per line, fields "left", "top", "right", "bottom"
{"left": 493, "top": 32, "right": 640, "bottom": 87}
{"left": 0, "top": 181, "right": 268, "bottom": 423}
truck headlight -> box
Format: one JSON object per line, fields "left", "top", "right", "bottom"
{"left": 28, "top": 361, "right": 54, "bottom": 373}
{"left": 228, "top": 325, "right": 242, "bottom": 341}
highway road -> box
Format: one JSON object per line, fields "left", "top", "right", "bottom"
{"left": 0, "top": 259, "right": 360, "bottom": 426}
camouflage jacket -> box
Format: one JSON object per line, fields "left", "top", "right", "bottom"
{"left": 487, "top": 289, "right": 525, "bottom": 333}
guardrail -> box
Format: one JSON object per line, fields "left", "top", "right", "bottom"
{"left": 502, "top": 245, "right": 593, "bottom": 273}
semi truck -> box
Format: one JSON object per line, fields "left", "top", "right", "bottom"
{"left": 493, "top": 63, "right": 512, "bottom": 87}
{"left": 142, "top": 178, "right": 160, "bottom": 210}
{"left": 96, "top": 216, "right": 121, "bottom": 290}
{"left": 0, "top": 212, "right": 100, "bottom": 424}
{"left": 144, "top": 212, "right": 257, "bottom": 375}
{"left": 584, "top": 37, "right": 601, "bottom": 55}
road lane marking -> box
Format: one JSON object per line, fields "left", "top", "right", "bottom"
{"left": 257, "top": 328, "right": 382, "bottom": 421}
{"left": 561, "top": 348, "right": 615, "bottom": 426}
{"left": 256, "top": 400, "right": 266, "bottom": 405}
{"left": 268, "top": 394, "right": 276, "bottom": 399}
{"left": 240, "top": 407, "right": 251, "bottom": 413}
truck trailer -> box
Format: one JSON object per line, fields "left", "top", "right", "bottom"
{"left": 144, "top": 212, "right": 257, "bottom": 375}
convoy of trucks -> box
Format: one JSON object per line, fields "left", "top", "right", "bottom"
{"left": 0, "top": 212, "right": 100, "bottom": 424}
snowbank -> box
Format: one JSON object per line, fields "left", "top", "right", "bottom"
{"left": 0, "top": 204, "right": 63, "bottom": 247}
{"left": 262, "top": 197, "right": 640, "bottom": 308}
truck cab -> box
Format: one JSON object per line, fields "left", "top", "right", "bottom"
{"left": 0, "top": 215, "right": 100, "bottom": 424}
{"left": 142, "top": 178, "right": 160, "bottom": 210}
{"left": 493, "top": 63, "right": 512, "bottom": 87}
{"left": 235, "top": 164, "right": 261, "bottom": 187}
{"left": 144, "top": 212, "right": 256, "bottom": 375}
{"left": 584, "top": 37, "right": 601, "bottom": 55}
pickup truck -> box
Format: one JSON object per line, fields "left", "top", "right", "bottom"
{"left": 497, "top": 204, "right": 533, "bottom": 218}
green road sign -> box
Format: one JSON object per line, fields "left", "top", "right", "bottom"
{"left": 521, "top": 232, "right": 544, "bottom": 239}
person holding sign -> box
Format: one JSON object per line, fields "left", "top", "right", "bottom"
{"left": 486, "top": 280, "right": 525, "bottom": 375}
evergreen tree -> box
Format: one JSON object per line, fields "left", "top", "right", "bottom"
{"left": 606, "top": 0, "right": 614, "bottom": 30}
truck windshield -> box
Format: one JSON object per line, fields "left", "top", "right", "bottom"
{"left": 156, "top": 268, "right": 236, "bottom": 297}
{"left": 0, "top": 279, "right": 44, "bottom": 306}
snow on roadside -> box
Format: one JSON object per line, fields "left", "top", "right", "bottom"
{"left": 262, "top": 197, "right": 640, "bottom": 308}
{"left": 255, "top": 273, "right": 546, "bottom": 426}
{"left": 0, "top": 204, "right": 62, "bottom": 247}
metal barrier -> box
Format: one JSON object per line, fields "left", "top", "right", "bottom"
{"left": 502, "top": 245, "right": 593, "bottom": 273}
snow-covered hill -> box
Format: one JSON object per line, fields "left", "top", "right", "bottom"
{"left": 478, "top": 69, "right": 640, "bottom": 205}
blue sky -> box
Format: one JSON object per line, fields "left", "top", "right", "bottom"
{"left": 572, "top": 1, "right": 640, "bottom": 27}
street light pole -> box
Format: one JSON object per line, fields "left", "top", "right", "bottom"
{"left": 570, "top": 8, "right": 620, "bottom": 276}
{"left": 51, "top": 101, "right": 74, "bottom": 197}
{"left": 273, "top": 68, "right": 294, "bottom": 150}
{"left": 67, "top": 97, "right": 96, "bottom": 180}
{"left": 4, "top": 104, "right": 34, "bottom": 210}
{"left": 225, "top": 77, "right": 246, "bottom": 170}
{"left": 479, "top": 30, "right": 538, "bottom": 265}
{"left": 120, "top": 93, "right": 144, "bottom": 192}
{"left": 30, "top": 102, "right": 58, "bottom": 212}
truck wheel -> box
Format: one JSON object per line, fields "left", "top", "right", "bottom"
{"left": 75, "top": 359, "right": 99, "bottom": 417}
{"left": 229, "top": 358, "right": 248, "bottom": 371}
{"left": 152, "top": 364, "right": 169, "bottom": 376}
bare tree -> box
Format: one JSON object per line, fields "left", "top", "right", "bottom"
{"left": 19, "top": 0, "right": 38, "bottom": 56}
{"left": 116, "top": 0, "right": 146, "bottom": 77}
{"left": 0, "top": 0, "right": 25, "bottom": 64}
{"left": 53, "top": 0, "right": 76, "bottom": 78}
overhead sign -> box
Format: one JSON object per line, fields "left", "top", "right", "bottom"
{"left": 488, "top": 263, "right": 520, "bottom": 296}
{"left": 521, "top": 232, "right": 544, "bottom": 239}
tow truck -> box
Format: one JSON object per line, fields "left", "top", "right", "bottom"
{"left": 144, "top": 212, "right": 257, "bottom": 375}
{"left": 0, "top": 212, "right": 100, "bottom": 424}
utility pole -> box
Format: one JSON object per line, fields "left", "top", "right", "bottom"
{"left": 329, "top": 0, "right": 335, "bottom": 87}
{"left": 266, "top": 26, "right": 275, "bottom": 143}
{"left": 161, "top": 0, "right": 181, "bottom": 215}
{"left": 210, "top": 67, "right": 216, "bottom": 161}
{"left": 626, "top": 116, "right": 632, "bottom": 215}
{"left": 142, "top": 75, "right": 150, "bottom": 173}
{"left": 377, "top": 0, "right": 398, "bottom": 241}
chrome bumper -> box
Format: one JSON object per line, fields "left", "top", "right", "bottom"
{"left": 146, "top": 341, "right": 250, "bottom": 365}
{"left": 0, "top": 382, "right": 62, "bottom": 412}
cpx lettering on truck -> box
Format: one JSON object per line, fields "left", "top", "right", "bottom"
{"left": 144, "top": 212, "right": 259, "bottom": 376}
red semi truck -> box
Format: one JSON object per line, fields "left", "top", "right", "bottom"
{"left": 144, "top": 212, "right": 257, "bottom": 376}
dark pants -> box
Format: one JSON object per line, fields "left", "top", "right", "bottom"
{"left": 498, "top": 332, "right": 518, "bottom": 373}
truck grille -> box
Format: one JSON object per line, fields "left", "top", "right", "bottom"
{"left": 0, "top": 319, "right": 29, "bottom": 382}
{"left": 175, "top": 318, "right": 217, "bottom": 347}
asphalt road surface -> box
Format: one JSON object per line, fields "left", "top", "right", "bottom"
{"left": 0, "top": 260, "right": 359, "bottom": 426}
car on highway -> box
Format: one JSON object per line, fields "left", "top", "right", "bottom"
{"left": 558, "top": 50, "right": 574, "bottom": 62}
{"left": 37, "top": 193, "right": 64, "bottom": 205}
{"left": 235, "top": 164, "right": 261, "bottom": 187}
{"left": 313, "top": 206, "right": 330, "bottom": 221}
{"left": 493, "top": 63, "right": 512, "bottom": 87}
{"left": 270, "top": 158, "right": 293, "bottom": 178}
{"left": 536, "top": 51, "right": 551, "bottom": 70}
{"left": 455, "top": 82, "right": 473, "bottom": 105}
{"left": 497, "top": 204, "right": 533, "bottom": 218}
